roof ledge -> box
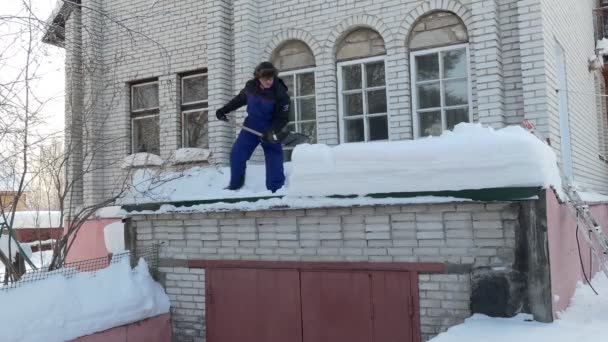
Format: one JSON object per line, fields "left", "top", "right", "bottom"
{"left": 42, "top": 1, "right": 80, "bottom": 48}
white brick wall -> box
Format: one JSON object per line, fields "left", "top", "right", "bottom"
{"left": 60, "top": 0, "right": 608, "bottom": 206}
{"left": 539, "top": 0, "right": 608, "bottom": 192}
{"left": 134, "top": 201, "right": 521, "bottom": 341}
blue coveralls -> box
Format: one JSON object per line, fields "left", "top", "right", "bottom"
{"left": 223, "top": 79, "right": 289, "bottom": 192}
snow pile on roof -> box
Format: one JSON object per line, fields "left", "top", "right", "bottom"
{"left": 430, "top": 272, "right": 608, "bottom": 342}
{"left": 121, "top": 163, "right": 287, "bottom": 205}
{"left": 0, "top": 256, "right": 170, "bottom": 342}
{"left": 578, "top": 191, "right": 608, "bottom": 204}
{"left": 289, "top": 123, "right": 561, "bottom": 197}
{"left": 1, "top": 211, "right": 61, "bottom": 229}
{"left": 119, "top": 123, "right": 558, "bottom": 210}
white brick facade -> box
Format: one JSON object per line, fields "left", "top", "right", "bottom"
{"left": 54, "top": 0, "right": 608, "bottom": 206}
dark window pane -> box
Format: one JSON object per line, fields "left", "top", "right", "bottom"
{"left": 133, "top": 115, "right": 160, "bottom": 154}
{"left": 444, "top": 79, "right": 468, "bottom": 106}
{"left": 344, "top": 93, "right": 363, "bottom": 116}
{"left": 369, "top": 116, "right": 388, "bottom": 141}
{"left": 415, "top": 54, "right": 439, "bottom": 81}
{"left": 182, "top": 75, "right": 208, "bottom": 104}
{"left": 297, "top": 72, "right": 315, "bottom": 96}
{"left": 443, "top": 49, "right": 467, "bottom": 79}
{"left": 300, "top": 122, "right": 317, "bottom": 144}
{"left": 345, "top": 119, "right": 364, "bottom": 142}
{"left": 419, "top": 111, "right": 442, "bottom": 137}
{"left": 365, "top": 61, "right": 385, "bottom": 87}
{"left": 288, "top": 99, "right": 296, "bottom": 122}
{"left": 446, "top": 108, "right": 469, "bottom": 131}
{"left": 184, "top": 110, "right": 209, "bottom": 148}
{"left": 417, "top": 82, "right": 440, "bottom": 109}
{"left": 342, "top": 64, "right": 362, "bottom": 90}
{"left": 283, "top": 74, "right": 294, "bottom": 97}
{"left": 367, "top": 89, "right": 387, "bottom": 114}
{"left": 132, "top": 83, "right": 159, "bottom": 111}
{"left": 299, "top": 97, "right": 316, "bottom": 121}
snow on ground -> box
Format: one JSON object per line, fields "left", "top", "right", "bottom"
{"left": 0, "top": 256, "right": 170, "bottom": 342}
{"left": 430, "top": 272, "right": 608, "bottom": 342}
{"left": 0, "top": 250, "right": 56, "bottom": 275}
{"left": 119, "top": 123, "right": 559, "bottom": 210}
{"left": 289, "top": 123, "right": 561, "bottom": 197}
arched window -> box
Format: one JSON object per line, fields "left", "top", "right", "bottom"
{"left": 337, "top": 28, "right": 388, "bottom": 143}
{"left": 409, "top": 11, "right": 471, "bottom": 138}
{"left": 271, "top": 40, "right": 317, "bottom": 160}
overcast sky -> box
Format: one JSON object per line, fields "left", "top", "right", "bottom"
{"left": 0, "top": 0, "right": 65, "bottom": 137}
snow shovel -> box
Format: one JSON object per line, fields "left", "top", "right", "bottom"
{"left": 238, "top": 123, "right": 310, "bottom": 147}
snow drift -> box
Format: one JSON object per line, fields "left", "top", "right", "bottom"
{"left": 0, "top": 256, "right": 170, "bottom": 342}
{"left": 289, "top": 123, "right": 561, "bottom": 197}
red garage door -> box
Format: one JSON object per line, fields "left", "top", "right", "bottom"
{"left": 206, "top": 268, "right": 416, "bottom": 342}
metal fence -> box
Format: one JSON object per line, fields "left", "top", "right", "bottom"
{"left": 0, "top": 244, "right": 160, "bottom": 291}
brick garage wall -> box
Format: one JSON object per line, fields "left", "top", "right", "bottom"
{"left": 131, "top": 201, "right": 523, "bottom": 341}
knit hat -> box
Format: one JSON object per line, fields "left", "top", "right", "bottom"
{"left": 254, "top": 61, "right": 278, "bottom": 79}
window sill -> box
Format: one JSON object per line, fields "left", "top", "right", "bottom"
{"left": 172, "top": 148, "right": 211, "bottom": 164}
{"left": 121, "top": 153, "right": 163, "bottom": 169}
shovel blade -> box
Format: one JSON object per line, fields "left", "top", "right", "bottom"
{"left": 281, "top": 132, "right": 310, "bottom": 147}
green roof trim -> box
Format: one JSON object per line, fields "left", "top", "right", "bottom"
{"left": 120, "top": 186, "right": 542, "bottom": 213}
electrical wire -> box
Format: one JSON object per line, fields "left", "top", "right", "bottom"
{"left": 575, "top": 212, "right": 599, "bottom": 295}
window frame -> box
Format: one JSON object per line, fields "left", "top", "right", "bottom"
{"left": 130, "top": 80, "right": 160, "bottom": 155}
{"left": 337, "top": 55, "right": 389, "bottom": 144}
{"left": 279, "top": 67, "right": 317, "bottom": 159}
{"left": 410, "top": 43, "right": 473, "bottom": 139}
{"left": 180, "top": 71, "right": 209, "bottom": 148}
{"left": 131, "top": 113, "right": 160, "bottom": 155}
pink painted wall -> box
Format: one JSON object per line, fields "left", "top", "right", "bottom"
{"left": 65, "top": 218, "right": 119, "bottom": 263}
{"left": 72, "top": 313, "right": 172, "bottom": 342}
{"left": 545, "top": 189, "right": 606, "bottom": 315}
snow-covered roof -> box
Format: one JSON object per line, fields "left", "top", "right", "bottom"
{"left": 118, "top": 123, "right": 560, "bottom": 213}
{"left": 0, "top": 211, "right": 62, "bottom": 229}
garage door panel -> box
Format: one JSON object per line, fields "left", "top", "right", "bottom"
{"left": 301, "top": 271, "right": 373, "bottom": 342}
{"left": 207, "top": 268, "right": 302, "bottom": 342}
{"left": 372, "top": 272, "right": 413, "bottom": 342}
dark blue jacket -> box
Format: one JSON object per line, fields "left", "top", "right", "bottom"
{"left": 219, "top": 78, "right": 290, "bottom": 133}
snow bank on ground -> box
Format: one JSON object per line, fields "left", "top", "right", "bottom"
{"left": 0, "top": 235, "right": 32, "bottom": 260}
{"left": 289, "top": 123, "right": 561, "bottom": 197}
{"left": 430, "top": 272, "right": 608, "bottom": 342}
{"left": 0, "top": 256, "right": 170, "bottom": 342}
{"left": 0, "top": 250, "right": 53, "bottom": 275}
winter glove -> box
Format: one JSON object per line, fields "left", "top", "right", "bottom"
{"left": 263, "top": 127, "right": 288, "bottom": 144}
{"left": 216, "top": 108, "right": 229, "bottom": 122}
{"left": 263, "top": 128, "right": 280, "bottom": 143}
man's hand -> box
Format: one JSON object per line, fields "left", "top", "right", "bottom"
{"left": 216, "top": 108, "right": 229, "bottom": 122}
{"left": 263, "top": 127, "right": 289, "bottom": 144}
{"left": 263, "top": 128, "right": 279, "bottom": 143}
